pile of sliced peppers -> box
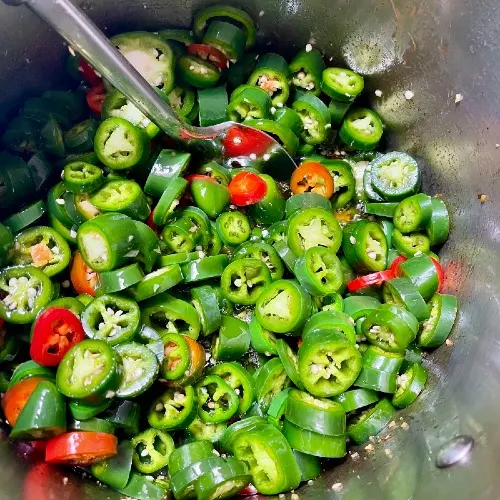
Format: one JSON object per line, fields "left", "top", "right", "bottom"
{"left": 0, "top": 4, "right": 457, "bottom": 500}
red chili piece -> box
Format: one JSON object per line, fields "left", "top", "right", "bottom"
{"left": 30, "top": 308, "right": 85, "bottom": 367}
{"left": 86, "top": 83, "right": 106, "bottom": 114}
{"left": 229, "top": 172, "right": 268, "bottom": 206}
{"left": 431, "top": 257, "right": 445, "bottom": 292}
{"left": 223, "top": 125, "right": 273, "bottom": 158}
{"left": 389, "top": 255, "right": 407, "bottom": 276}
{"left": 347, "top": 270, "right": 395, "bottom": 292}
{"left": 78, "top": 59, "right": 101, "bottom": 86}
{"left": 187, "top": 44, "right": 228, "bottom": 70}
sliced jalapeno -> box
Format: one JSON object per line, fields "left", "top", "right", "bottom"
{"left": 177, "top": 54, "right": 220, "bottom": 89}
{"left": 370, "top": 152, "right": 420, "bottom": 201}
{"left": 40, "top": 115, "right": 65, "bottom": 156}
{"left": 131, "top": 427, "right": 175, "bottom": 474}
{"left": 91, "top": 180, "right": 150, "bottom": 221}
{"left": 194, "top": 5, "right": 256, "bottom": 49}
{"left": 141, "top": 293, "right": 201, "bottom": 339}
{"left": 293, "top": 450, "right": 321, "bottom": 482}
{"left": 383, "top": 277, "right": 429, "bottom": 322}
{"left": 287, "top": 207, "right": 342, "bottom": 257}
{"left": 69, "top": 399, "right": 112, "bottom": 421}
{"left": 244, "top": 118, "right": 299, "bottom": 156}
{"left": 303, "top": 310, "right": 357, "bottom": 344}
{"left": 195, "top": 375, "right": 239, "bottom": 423}
{"left": 354, "top": 366, "right": 397, "bottom": 393}
{"left": 0, "top": 266, "right": 53, "bottom": 324}
{"left": 212, "top": 315, "right": 251, "bottom": 361}
{"left": 103, "top": 400, "right": 141, "bottom": 436}
{"left": 153, "top": 177, "right": 189, "bottom": 228}
{"left": 293, "top": 246, "right": 344, "bottom": 296}
{"left": 10, "top": 379, "right": 66, "bottom": 439}
{"left": 112, "top": 31, "right": 175, "bottom": 92}
{"left": 82, "top": 294, "right": 140, "bottom": 345}
{"left": 248, "top": 53, "right": 290, "bottom": 106}
{"left": 148, "top": 385, "right": 197, "bottom": 430}
{"left": 190, "top": 285, "right": 221, "bottom": 336}
{"left": 362, "top": 304, "right": 419, "bottom": 353}
{"left": 98, "top": 263, "right": 144, "bottom": 295}
{"left": 145, "top": 149, "right": 191, "bottom": 198}
{"left": 77, "top": 213, "right": 140, "bottom": 272}
{"left": 114, "top": 342, "right": 159, "bottom": 398}
{"left": 221, "top": 258, "right": 272, "bottom": 306}
{"left": 418, "top": 293, "right": 458, "bottom": 348}
{"left": 286, "top": 388, "right": 346, "bottom": 436}
{"left": 195, "top": 459, "right": 251, "bottom": 500}
{"left": 339, "top": 108, "right": 383, "bottom": 151}
{"left": 63, "top": 162, "right": 103, "bottom": 194}
{"left": 94, "top": 117, "right": 149, "bottom": 171}
{"left": 398, "top": 254, "right": 439, "bottom": 301}
{"left": 12, "top": 226, "right": 71, "bottom": 277}
{"left": 282, "top": 419, "right": 346, "bottom": 458}
{"left": 227, "top": 85, "right": 271, "bottom": 122}
{"left": 322, "top": 67, "right": 364, "bottom": 101}
{"left": 187, "top": 416, "right": 227, "bottom": 443}
{"left": 392, "top": 229, "right": 431, "bottom": 257}
{"left": 392, "top": 363, "right": 428, "bottom": 408}
{"left": 181, "top": 255, "right": 229, "bottom": 284}
{"left": 232, "top": 240, "right": 284, "bottom": 281}
{"left": 342, "top": 220, "right": 388, "bottom": 272}
{"left": 298, "top": 329, "right": 362, "bottom": 397}
{"left": 134, "top": 325, "right": 164, "bottom": 364}
{"left": 249, "top": 314, "right": 278, "bottom": 356}
{"left": 134, "top": 220, "right": 161, "bottom": 274}
{"left": 393, "top": 193, "right": 433, "bottom": 234}
{"left": 170, "top": 456, "right": 227, "bottom": 500}
{"left": 102, "top": 89, "right": 161, "bottom": 138}
{"left": 364, "top": 202, "right": 398, "bottom": 218}
{"left": 216, "top": 211, "right": 251, "bottom": 246}
{"left": 347, "top": 398, "right": 396, "bottom": 444}
{"left": 427, "top": 198, "right": 450, "bottom": 246}
{"left": 69, "top": 417, "right": 115, "bottom": 434}
{"left": 191, "top": 178, "right": 231, "bottom": 219}
{"left": 90, "top": 440, "right": 133, "bottom": 490}
{"left": 255, "top": 279, "right": 313, "bottom": 334}
{"left": 232, "top": 424, "right": 301, "bottom": 494}
{"left": 328, "top": 99, "right": 352, "bottom": 124}
{"left": 289, "top": 48, "right": 326, "bottom": 96}
{"left": 334, "top": 388, "right": 379, "bottom": 412}
{"left": 292, "top": 94, "right": 331, "bottom": 145}
{"left": 64, "top": 118, "right": 100, "bottom": 152}
{"left": 209, "top": 362, "right": 255, "bottom": 415}
{"left": 320, "top": 292, "right": 344, "bottom": 312}
{"left": 168, "top": 440, "right": 215, "bottom": 477}
{"left": 285, "top": 192, "right": 332, "bottom": 219}
{"left": 56, "top": 339, "right": 120, "bottom": 403}
{"left": 128, "top": 265, "right": 183, "bottom": 302}
{"left": 266, "top": 388, "right": 290, "bottom": 430}
{"left": 253, "top": 357, "right": 290, "bottom": 412}
{"left": 202, "top": 20, "right": 246, "bottom": 61}
{"left": 2, "top": 201, "right": 46, "bottom": 235}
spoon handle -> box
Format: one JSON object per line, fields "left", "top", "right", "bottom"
{"left": 11, "top": 0, "right": 195, "bottom": 140}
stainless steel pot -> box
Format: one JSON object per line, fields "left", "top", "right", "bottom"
{"left": 1, "top": 0, "right": 499, "bottom": 498}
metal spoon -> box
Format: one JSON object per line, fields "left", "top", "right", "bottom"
{"left": 3, "top": 0, "right": 297, "bottom": 178}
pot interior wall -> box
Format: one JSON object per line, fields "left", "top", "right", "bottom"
{"left": 1, "top": 0, "right": 500, "bottom": 498}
